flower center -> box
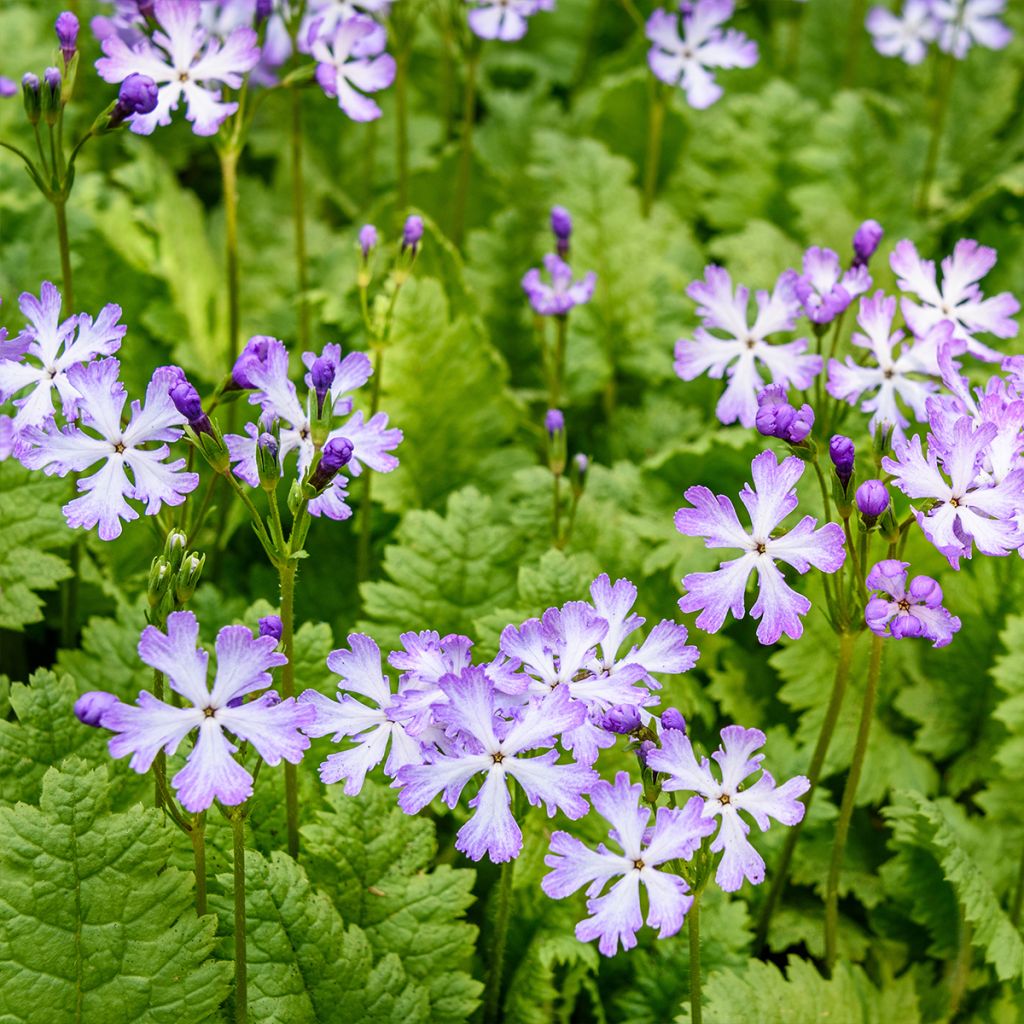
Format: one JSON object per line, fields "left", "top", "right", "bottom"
{"left": 492, "top": 752, "right": 504, "bottom": 764}
{"left": 949, "top": 497, "right": 960, "bottom": 508}
{"left": 114, "top": 441, "right": 126, "bottom": 454}
{"left": 203, "top": 706, "right": 216, "bottom": 718}
{"left": 633, "top": 858, "right": 645, "bottom": 870}
{"left": 719, "top": 793, "right": 731, "bottom": 805}
{"left": 898, "top": 599, "right": 911, "bottom": 612}
{"left": 755, "top": 542, "right": 767, "bottom": 555}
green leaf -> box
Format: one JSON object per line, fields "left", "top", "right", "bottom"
{"left": 0, "top": 759, "right": 230, "bottom": 1023}
{"left": 0, "top": 460, "right": 73, "bottom": 630}
{"left": 302, "top": 781, "right": 482, "bottom": 1024}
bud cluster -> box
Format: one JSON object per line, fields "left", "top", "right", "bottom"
{"left": 147, "top": 530, "right": 206, "bottom": 620}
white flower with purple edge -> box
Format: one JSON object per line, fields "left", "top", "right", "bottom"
{"left": 300, "top": 0, "right": 395, "bottom": 50}
{"left": 395, "top": 667, "right": 597, "bottom": 863}
{"left": 934, "top": 0, "right": 1012, "bottom": 58}
{"left": 99, "top": 611, "right": 314, "bottom": 813}
{"left": 865, "top": 559, "right": 961, "bottom": 648}
{"left": 674, "top": 265, "right": 820, "bottom": 429}
{"left": 466, "top": 0, "right": 554, "bottom": 42}
{"left": 866, "top": 0, "right": 940, "bottom": 64}
{"left": 542, "top": 772, "right": 714, "bottom": 956}
{"left": 308, "top": 15, "right": 396, "bottom": 122}
{"left": 96, "top": 0, "right": 260, "bottom": 136}
{"left": 646, "top": 0, "right": 758, "bottom": 110}
{"left": 522, "top": 254, "right": 596, "bottom": 317}
{"left": 675, "top": 450, "right": 846, "bottom": 645}
{"left": 19, "top": 358, "right": 199, "bottom": 540}
{"left": 779, "top": 246, "right": 871, "bottom": 326}
{"left": 646, "top": 725, "right": 809, "bottom": 892}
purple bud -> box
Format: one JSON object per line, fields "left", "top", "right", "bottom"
{"left": 660, "top": 707, "right": 686, "bottom": 732}
{"left": 0, "top": 77, "right": 16, "bottom": 99}
{"left": 551, "top": 205, "right": 572, "bottom": 256}
{"left": 829, "top": 434, "right": 855, "bottom": 486}
{"left": 786, "top": 403, "right": 814, "bottom": 443}
{"left": 111, "top": 73, "right": 158, "bottom": 125}
{"left": 755, "top": 386, "right": 813, "bottom": 443}
{"left": 231, "top": 335, "right": 272, "bottom": 390}
{"left": 55, "top": 11, "right": 80, "bottom": 65}
{"left": 637, "top": 739, "right": 656, "bottom": 767}
{"left": 310, "top": 355, "right": 335, "bottom": 415}
{"left": 21, "top": 73, "right": 40, "bottom": 123}
{"left": 402, "top": 215, "right": 424, "bottom": 254}
{"left": 856, "top": 478, "right": 890, "bottom": 519}
{"left": 852, "top": 219, "right": 884, "bottom": 266}
{"left": 258, "top": 432, "right": 278, "bottom": 458}
{"left": 138, "top": 0, "right": 156, "bottom": 18}
{"left": 44, "top": 66, "right": 62, "bottom": 92}
{"left": 74, "top": 690, "right": 118, "bottom": 727}
{"left": 309, "top": 436, "right": 354, "bottom": 491}
{"left": 601, "top": 704, "right": 642, "bottom": 734}
{"left": 358, "top": 223, "right": 377, "bottom": 258}
{"left": 545, "top": 408, "right": 564, "bottom": 435}
{"left": 169, "top": 379, "right": 214, "bottom": 437}
{"left": 258, "top": 614, "right": 283, "bottom": 641}
{"left": 908, "top": 575, "right": 942, "bottom": 607}
{"left": 22, "top": 73, "right": 39, "bottom": 93}
{"left": 255, "top": 0, "right": 273, "bottom": 23}
{"left": 574, "top": 452, "right": 588, "bottom": 475}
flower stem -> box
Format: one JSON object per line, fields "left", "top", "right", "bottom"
{"left": 483, "top": 854, "right": 516, "bottom": 1024}
{"left": 552, "top": 471, "right": 561, "bottom": 545}
{"left": 754, "top": 630, "right": 857, "bottom": 951}
{"left": 550, "top": 314, "right": 568, "bottom": 408}
{"left": 290, "top": 89, "right": 310, "bottom": 350}
{"left": 191, "top": 811, "right": 207, "bottom": 916}
{"left": 357, "top": 344, "right": 385, "bottom": 583}
{"left": 278, "top": 557, "right": 299, "bottom": 859}
{"left": 452, "top": 50, "right": 479, "bottom": 248}
{"left": 220, "top": 147, "right": 241, "bottom": 368}
{"left": 395, "top": 45, "right": 411, "bottom": 212}
{"left": 642, "top": 84, "right": 666, "bottom": 218}
{"left": 841, "top": 0, "right": 867, "bottom": 87}
{"left": 917, "top": 52, "right": 957, "bottom": 214}
{"left": 231, "top": 810, "right": 248, "bottom": 1024}
{"left": 688, "top": 896, "right": 703, "bottom": 1024}
{"left": 824, "top": 630, "right": 884, "bottom": 973}
{"left": 1011, "top": 844, "right": 1024, "bottom": 926}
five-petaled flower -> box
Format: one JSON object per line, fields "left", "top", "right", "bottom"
{"left": 522, "top": 254, "right": 597, "bottom": 317}
{"left": 866, "top": 0, "right": 940, "bottom": 64}
{"left": 865, "top": 559, "right": 962, "bottom": 648}
{"left": 465, "top": 0, "right": 553, "bottom": 42}
{"left": 308, "top": 14, "right": 396, "bottom": 121}
{"left": 780, "top": 246, "right": 870, "bottom": 326}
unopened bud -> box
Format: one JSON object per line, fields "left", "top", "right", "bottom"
{"left": 256, "top": 432, "right": 280, "bottom": 490}
{"left": 55, "top": 12, "right": 79, "bottom": 67}
{"left": 74, "top": 690, "right": 118, "bottom": 727}
{"left": 258, "top": 614, "right": 283, "bottom": 641}
{"left": 307, "top": 436, "right": 353, "bottom": 494}
{"left": 164, "top": 529, "right": 187, "bottom": 572}
{"left": 175, "top": 552, "right": 205, "bottom": 603}
{"left": 148, "top": 556, "right": 174, "bottom": 608}
{"left": 22, "top": 73, "right": 40, "bottom": 125}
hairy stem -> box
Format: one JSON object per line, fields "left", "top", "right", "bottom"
{"left": 279, "top": 557, "right": 299, "bottom": 859}
{"left": 483, "top": 855, "right": 516, "bottom": 1024}
{"left": 357, "top": 345, "right": 385, "bottom": 583}
{"left": 917, "top": 53, "right": 957, "bottom": 214}
{"left": 220, "top": 147, "right": 241, "bottom": 368}
{"left": 689, "top": 897, "right": 703, "bottom": 1024}
{"left": 641, "top": 85, "right": 666, "bottom": 218}
{"left": 231, "top": 811, "right": 248, "bottom": 1024}
{"left": 191, "top": 812, "right": 207, "bottom": 916}
{"left": 290, "top": 89, "right": 310, "bottom": 350}
{"left": 395, "top": 46, "right": 411, "bottom": 211}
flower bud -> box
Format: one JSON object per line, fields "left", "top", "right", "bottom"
{"left": 164, "top": 529, "right": 187, "bottom": 572}
{"left": 258, "top": 614, "right": 283, "bottom": 641}
{"left": 856, "top": 478, "right": 890, "bottom": 523}
{"left": 908, "top": 574, "right": 942, "bottom": 607}
{"left": 169, "top": 379, "right": 214, "bottom": 437}
{"left": 660, "top": 707, "right": 686, "bottom": 732}
{"left": 829, "top": 435, "right": 855, "bottom": 488}
{"left": 601, "top": 704, "right": 642, "bottom": 734}
{"left": 175, "top": 552, "right": 205, "bottom": 603}
{"left": 755, "top": 385, "right": 814, "bottom": 444}
{"left": 74, "top": 690, "right": 118, "bottom": 727}
{"left": 108, "top": 73, "right": 158, "bottom": 128}
{"left": 55, "top": 11, "right": 79, "bottom": 66}
{"left": 255, "top": 0, "right": 273, "bottom": 23}
{"left": 256, "top": 432, "right": 280, "bottom": 490}
{"left": 545, "top": 408, "right": 566, "bottom": 475}
{"left": 551, "top": 205, "right": 572, "bottom": 257}
{"left": 308, "top": 436, "right": 353, "bottom": 493}
{"left": 852, "top": 219, "right": 884, "bottom": 267}
{"left": 637, "top": 739, "right": 657, "bottom": 767}
{"left": 230, "top": 335, "right": 272, "bottom": 390}
{"left": 545, "top": 408, "right": 564, "bottom": 435}
{"left": 41, "top": 67, "right": 62, "bottom": 124}
{"left": 358, "top": 223, "right": 377, "bottom": 259}
{"left": 0, "top": 77, "right": 16, "bottom": 98}
{"left": 570, "top": 451, "right": 588, "bottom": 497}
{"left": 22, "top": 73, "right": 40, "bottom": 125}
{"left": 401, "top": 215, "right": 423, "bottom": 255}
{"left": 147, "top": 556, "right": 174, "bottom": 609}
{"left": 310, "top": 355, "right": 335, "bottom": 417}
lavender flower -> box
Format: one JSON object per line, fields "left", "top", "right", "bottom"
{"left": 74, "top": 690, "right": 119, "bottom": 727}
{"left": 754, "top": 385, "right": 814, "bottom": 443}
{"left": 551, "top": 205, "right": 572, "bottom": 257}
{"left": 522, "top": 254, "right": 596, "bottom": 317}
{"left": 646, "top": 0, "right": 758, "bottom": 110}
{"left": 466, "top": 0, "right": 553, "bottom": 42}
{"left": 866, "top": 0, "right": 940, "bottom": 64}
{"left": 231, "top": 335, "right": 273, "bottom": 390}
{"left": 0, "top": 77, "right": 16, "bottom": 98}
{"left": 674, "top": 266, "right": 820, "bottom": 429}
{"left": 258, "top": 614, "right": 283, "bottom": 641}
{"left": 19, "top": 359, "right": 200, "bottom": 540}
{"left": 646, "top": 725, "right": 809, "bottom": 891}
{"left": 675, "top": 450, "right": 846, "bottom": 644}
{"left": 852, "top": 220, "right": 885, "bottom": 267}
{"left": 109, "top": 73, "right": 159, "bottom": 126}
{"left": 780, "top": 246, "right": 871, "bottom": 326}
{"left": 865, "top": 559, "right": 961, "bottom": 647}
{"left": 299, "top": 0, "right": 394, "bottom": 51}
{"left": 402, "top": 215, "right": 424, "bottom": 254}
{"left": 56, "top": 11, "right": 80, "bottom": 65}
{"left": 309, "top": 15, "right": 395, "bottom": 121}
{"left": 359, "top": 223, "right": 378, "bottom": 258}
{"left": 542, "top": 773, "right": 714, "bottom": 955}
{"left": 855, "top": 478, "right": 890, "bottom": 519}
{"left": 96, "top": 0, "right": 260, "bottom": 136}
{"left": 830, "top": 435, "right": 855, "bottom": 487}
{"left": 661, "top": 707, "right": 686, "bottom": 732}
{"left": 99, "top": 612, "right": 313, "bottom": 812}
{"left": 395, "top": 668, "right": 597, "bottom": 862}
{"left": 934, "top": 0, "right": 1011, "bottom": 58}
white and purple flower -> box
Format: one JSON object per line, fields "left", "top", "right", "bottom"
{"left": 308, "top": 14, "right": 396, "bottom": 121}
{"left": 466, "top": 0, "right": 554, "bottom": 42}
{"left": 522, "top": 254, "right": 597, "bottom": 317}
{"left": 779, "top": 246, "right": 871, "bottom": 326}
{"left": 864, "top": 559, "right": 962, "bottom": 647}
{"left": 866, "top": 0, "right": 940, "bottom": 64}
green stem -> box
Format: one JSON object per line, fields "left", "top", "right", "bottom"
{"left": 185, "top": 473, "right": 221, "bottom": 546}
{"left": 483, "top": 855, "right": 516, "bottom": 1024}
{"left": 278, "top": 557, "right": 299, "bottom": 859}
{"left": 552, "top": 471, "right": 561, "bottom": 545}
{"left": 824, "top": 631, "right": 884, "bottom": 973}
{"left": 191, "top": 812, "right": 208, "bottom": 916}
{"left": 841, "top": 0, "right": 867, "bottom": 87}
{"left": 452, "top": 51, "right": 479, "bottom": 248}
{"left": 290, "top": 89, "right": 310, "bottom": 350}
{"left": 1011, "top": 843, "right": 1024, "bottom": 926}
{"left": 53, "top": 197, "right": 74, "bottom": 327}
{"left": 231, "top": 810, "right": 248, "bottom": 1024}
{"left": 550, "top": 315, "right": 567, "bottom": 408}
{"left": 220, "top": 147, "right": 241, "bottom": 368}
{"left": 641, "top": 85, "right": 666, "bottom": 218}
{"left": 689, "top": 897, "right": 703, "bottom": 1024}
{"left": 357, "top": 345, "right": 385, "bottom": 584}
{"left": 153, "top": 668, "right": 166, "bottom": 811}
{"left": 917, "top": 53, "right": 957, "bottom": 214}
{"left": 754, "top": 631, "right": 857, "bottom": 951}
{"left": 395, "top": 46, "right": 411, "bottom": 212}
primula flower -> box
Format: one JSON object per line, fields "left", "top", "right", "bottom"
{"left": 646, "top": 725, "right": 809, "bottom": 891}
{"left": 542, "top": 773, "right": 714, "bottom": 956}
{"left": 0, "top": 282, "right": 125, "bottom": 431}
{"left": 754, "top": 384, "right": 814, "bottom": 444}
{"left": 300, "top": 0, "right": 394, "bottom": 49}
{"left": 826, "top": 291, "right": 958, "bottom": 439}
{"left": 646, "top": 0, "right": 758, "bottom": 110}
{"left": 882, "top": 414, "right": 1024, "bottom": 567}
{"left": 395, "top": 668, "right": 597, "bottom": 862}
{"left": 779, "top": 246, "right": 871, "bottom": 326}
{"left": 865, "top": 559, "right": 961, "bottom": 647}
{"left": 98, "top": 611, "right": 313, "bottom": 812}
{"left": 96, "top": 0, "right": 260, "bottom": 136}
{"left": 466, "top": 0, "right": 553, "bottom": 42}
{"left": 866, "top": 0, "right": 940, "bottom": 64}
{"left": 675, "top": 450, "right": 846, "bottom": 644}
{"left": 308, "top": 15, "right": 396, "bottom": 121}
{"left": 674, "top": 266, "right": 820, "bottom": 429}
{"left": 891, "top": 239, "right": 1019, "bottom": 363}
{"left": 522, "top": 254, "right": 596, "bottom": 317}
{"left": 934, "top": 0, "right": 1012, "bottom": 58}
{"left": 19, "top": 358, "right": 199, "bottom": 540}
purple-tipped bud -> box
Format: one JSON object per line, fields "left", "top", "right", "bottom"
{"left": 551, "top": 205, "right": 572, "bottom": 256}
{"left": 0, "top": 77, "right": 16, "bottom": 98}
{"left": 22, "top": 73, "right": 40, "bottom": 123}
{"left": 856, "top": 478, "right": 890, "bottom": 519}
{"left": 545, "top": 408, "right": 564, "bottom": 435}
{"left": 907, "top": 574, "right": 942, "bottom": 607}
{"left": 256, "top": 431, "right": 279, "bottom": 487}
{"left": 41, "top": 67, "right": 62, "bottom": 121}
{"left": 44, "top": 67, "right": 62, "bottom": 95}
{"left": 55, "top": 11, "right": 80, "bottom": 65}
{"left": 138, "top": 0, "right": 156, "bottom": 18}
{"left": 852, "top": 219, "right": 884, "bottom": 267}
{"left": 601, "top": 704, "right": 642, "bottom": 734}
{"left": 402, "top": 215, "right": 424, "bottom": 254}
{"left": 170, "top": 379, "right": 214, "bottom": 437}
{"left": 358, "top": 223, "right": 377, "bottom": 258}
{"left": 310, "top": 355, "right": 335, "bottom": 415}
{"left": 258, "top": 614, "right": 283, "bottom": 641}
{"left": 637, "top": 739, "right": 656, "bottom": 767}
{"left": 660, "top": 707, "right": 686, "bottom": 732}
{"left": 829, "top": 434, "right": 855, "bottom": 487}
{"left": 231, "top": 335, "right": 272, "bottom": 390}
{"left": 755, "top": 386, "right": 813, "bottom": 443}
{"left": 111, "top": 73, "right": 158, "bottom": 126}
{"left": 74, "top": 690, "right": 118, "bottom": 728}
{"left": 255, "top": 0, "right": 273, "bottom": 23}
{"left": 309, "top": 436, "right": 354, "bottom": 492}
{"left": 786, "top": 403, "right": 814, "bottom": 443}
{"left": 574, "top": 452, "right": 588, "bottom": 475}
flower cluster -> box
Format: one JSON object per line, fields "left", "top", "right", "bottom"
{"left": 523, "top": 206, "right": 596, "bottom": 317}
{"left": 867, "top": 0, "right": 1011, "bottom": 64}
{"left": 466, "top": 0, "right": 555, "bottom": 42}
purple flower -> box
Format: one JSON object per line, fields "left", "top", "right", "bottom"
{"left": 661, "top": 707, "right": 686, "bottom": 732}
{"left": 56, "top": 11, "right": 80, "bottom": 64}
{"left": 402, "top": 215, "right": 424, "bottom": 254}
{"left": 542, "top": 773, "right": 714, "bottom": 955}
{"left": 0, "top": 283, "right": 125, "bottom": 431}
{"left": 601, "top": 705, "right": 642, "bottom": 734}
{"left": 855, "top": 478, "right": 890, "bottom": 519}
{"left": 646, "top": 1, "right": 758, "bottom": 110}
{"left": 100, "top": 611, "right": 313, "bottom": 812}
{"left": 545, "top": 408, "right": 564, "bottom": 435}
{"left": 359, "top": 223, "right": 378, "bottom": 258}
{"left": 866, "top": 1, "right": 940, "bottom": 64}
{"left": 299, "top": 1, "right": 394, "bottom": 52}
{"left": 830, "top": 435, "right": 855, "bottom": 487}
{"left": 308, "top": 435, "right": 354, "bottom": 491}
{"left": 852, "top": 220, "right": 884, "bottom": 267}
{"left": 299, "top": 633, "right": 428, "bottom": 795}
{"left": 934, "top": 0, "right": 1011, "bottom": 58}
{"left": 891, "top": 239, "right": 1019, "bottom": 363}
{"left": 231, "top": 335, "right": 273, "bottom": 390}
{"left": 19, "top": 359, "right": 200, "bottom": 540}
{"left": 258, "top": 614, "right": 283, "bottom": 641}
{"left": 754, "top": 385, "right": 814, "bottom": 443}
{"left": 0, "top": 77, "right": 16, "bottom": 98}
{"left": 466, "top": 0, "right": 552, "bottom": 42}
{"left": 675, "top": 266, "right": 820, "bottom": 429}
{"left": 96, "top": 0, "right": 260, "bottom": 136}
{"left": 675, "top": 450, "right": 846, "bottom": 644}
{"left": 74, "top": 690, "right": 119, "bottom": 727}
{"left": 882, "top": 414, "right": 1024, "bottom": 567}
{"left": 551, "top": 205, "right": 572, "bottom": 257}
{"left": 522, "top": 254, "right": 596, "bottom": 317}
{"left": 780, "top": 246, "right": 871, "bottom": 326}
{"left": 395, "top": 668, "right": 597, "bottom": 863}
{"left": 310, "top": 354, "right": 336, "bottom": 415}
{"left": 865, "top": 559, "right": 961, "bottom": 647}
{"left": 110, "top": 73, "right": 159, "bottom": 125}
{"left": 646, "top": 725, "right": 809, "bottom": 892}
{"left": 309, "top": 15, "right": 395, "bottom": 122}
{"left": 169, "top": 378, "right": 214, "bottom": 436}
